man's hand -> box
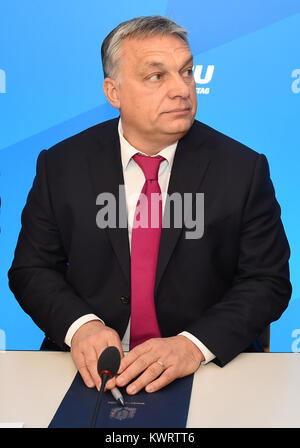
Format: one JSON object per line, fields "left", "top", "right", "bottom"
{"left": 71, "top": 320, "right": 123, "bottom": 390}
{"left": 111, "top": 335, "right": 204, "bottom": 395}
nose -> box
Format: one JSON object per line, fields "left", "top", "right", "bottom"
{"left": 167, "top": 73, "right": 190, "bottom": 99}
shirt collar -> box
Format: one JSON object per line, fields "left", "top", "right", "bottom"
{"left": 118, "top": 118, "right": 177, "bottom": 171}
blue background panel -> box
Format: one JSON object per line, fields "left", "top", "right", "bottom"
{"left": 0, "top": 1, "right": 299, "bottom": 351}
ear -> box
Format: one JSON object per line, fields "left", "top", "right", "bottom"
{"left": 103, "top": 78, "right": 121, "bottom": 109}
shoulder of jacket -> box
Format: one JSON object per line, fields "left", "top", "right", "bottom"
{"left": 192, "top": 119, "right": 261, "bottom": 163}
{"left": 45, "top": 117, "right": 119, "bottom": 157}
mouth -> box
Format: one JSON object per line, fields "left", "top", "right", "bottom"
{"left": 164, "top": 108, "right": 191, "bottom": 114}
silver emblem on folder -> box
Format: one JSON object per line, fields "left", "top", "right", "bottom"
{"left": 110, "top": 407, "right": 136, "bottom": 421}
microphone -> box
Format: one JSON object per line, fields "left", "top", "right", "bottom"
{"left": 90, "top": 346, "right": 121, "bottom": 428}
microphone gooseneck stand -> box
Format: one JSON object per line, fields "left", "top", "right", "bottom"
{"left": 90, "top": 346, "right": 121, "bottom": 428}
{"left": 90, "top": 372, "right": 111, "bottom": 428}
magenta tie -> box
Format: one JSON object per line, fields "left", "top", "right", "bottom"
{"left": 130, "top": 153, "right": 165, "bottom": 349}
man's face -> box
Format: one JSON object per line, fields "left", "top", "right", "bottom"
{"left": 107, "top": 34, "right": 197, "bottom": 148}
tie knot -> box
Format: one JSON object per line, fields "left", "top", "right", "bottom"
{"left": 133, "top": 153, "right": 165, "bottom": 181}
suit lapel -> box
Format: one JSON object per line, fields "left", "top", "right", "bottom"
{"left": 155, "top": 122, "right": 211, "bottom": 292}
{"left": 86, "top": 119, "right": 131, "bottom": 286}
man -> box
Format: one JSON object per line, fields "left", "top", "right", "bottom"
{"left": 9, "top": 16, "right": 291, "bottom": 396}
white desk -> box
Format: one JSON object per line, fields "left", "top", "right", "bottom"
{"left": 0, "top": 351, "right": 300, "bottom": 428}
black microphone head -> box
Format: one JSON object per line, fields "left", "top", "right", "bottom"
{"left": 97, "top": 346, "right": 121, "bottom": 378}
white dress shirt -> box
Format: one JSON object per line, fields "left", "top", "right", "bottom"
{"left": 65, "top": 119, "right": 215, "bottom": 364}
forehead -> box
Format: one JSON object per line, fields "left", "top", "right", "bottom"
{"left": 120, "top": 34, "right": 192, "bottom": 68}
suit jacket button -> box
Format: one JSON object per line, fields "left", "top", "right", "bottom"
{"left": 120, "top": 296, "right": 130, "bottom": 304}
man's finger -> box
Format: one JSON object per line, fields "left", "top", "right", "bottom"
{"left": 73, "top": 351, "right": 96, "bottom": 388}
{"left": 144, "top": 367, "right": 177, "bottom": 393}
{"left": 78, "top": 365, "right": 96, "bottom": 388}
{"left": 118, "top": 340, "right": 153, "bottom": 374}
{"left": 116, "top": 350, "right": 158, "bottom": 388}
{"left": 72, "top": 342, "right": 103, "bottom": 389}
{"left": 125, "top": 360, "right": 167, "bottom": 395}
{"left": 84, "top": 345, "right": 102, "bottom": 389}
{"left": 104, "top": 376, "right": 117, "bottom": 391}
{"left": 117, "top": 348, "right": 140, "bottom": 374}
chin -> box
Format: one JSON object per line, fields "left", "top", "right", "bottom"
{"left": 167, "top": 117, "right": 194, "bottom": 135}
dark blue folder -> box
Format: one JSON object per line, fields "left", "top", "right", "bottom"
{"left": 49, "top": 372, "right": 193, "bottom": 428}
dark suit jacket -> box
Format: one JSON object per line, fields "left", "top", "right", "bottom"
{"left": 8, "top": 118, "right": 292, "bottom": 366}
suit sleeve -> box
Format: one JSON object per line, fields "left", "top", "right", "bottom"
{"left": 8, "top": 150, "right": 95, "bottom": 348}
{"left": 186, "top": 153, "right": 292, "bottom": 366}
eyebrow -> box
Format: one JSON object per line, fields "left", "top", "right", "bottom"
{"left": 141, "top": 55, "right": 194, "bottom": 71}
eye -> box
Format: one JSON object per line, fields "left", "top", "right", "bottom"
{"left": 182, "top": 68, "right": 194, "bottom": 79}
{"left": 147, "top": 73, "right": 163, "bottom": 82}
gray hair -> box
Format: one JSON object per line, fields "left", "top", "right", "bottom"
{"left": 101, "top": 15, "right": 189, "bottom": 80}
